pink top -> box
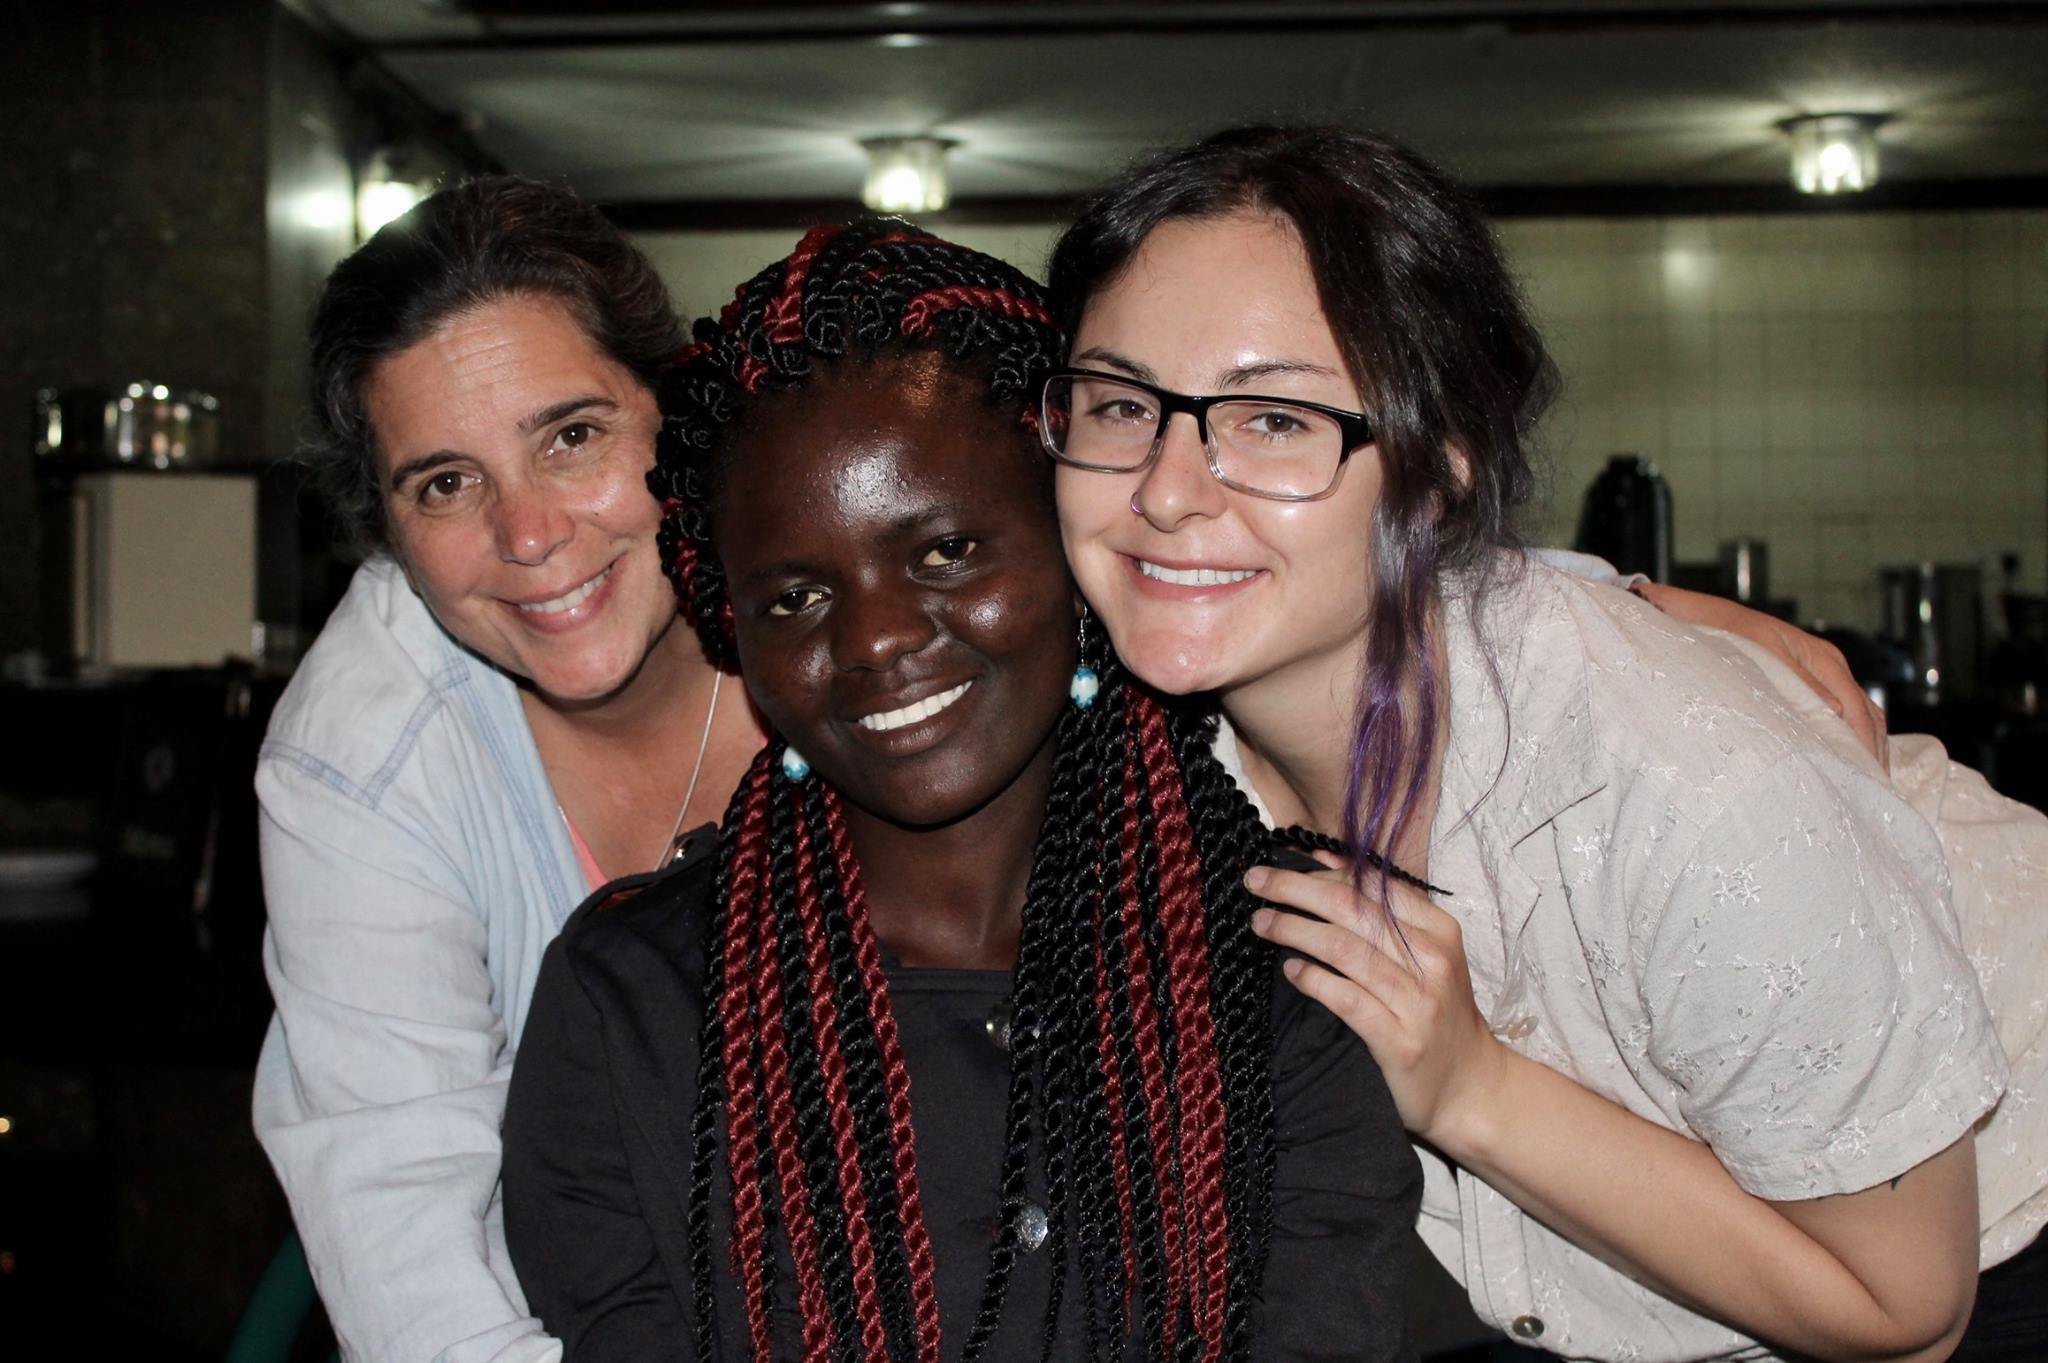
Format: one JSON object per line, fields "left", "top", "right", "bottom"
{"left": 561, "top": 813, "right": 608, "bottom": 895}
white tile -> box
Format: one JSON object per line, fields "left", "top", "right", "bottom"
{"left": 1607, "top": 218, "right": 1661, "bottom": 255}
{"left": 1666, "top": 395, "right": 1716, "bottom": 450}
{"left": 1967, "top": 244, "right": 2021, "bottom": 316}
{"left": 1672, "top": 500, "right": 1719, "bottom": 563}
{"left": 1816, "top": 453, "right": 1873, "bottom": 515}
{"left": 1611, "top": 252, "right": 1664, "bottom": 316}
{"left": 1764, "top": 515, "right": 1821, "bottom": 593}
{"left": 1765, "top": 318, "right": 1817, "bottom": 386}
{"left": 1808, "top": 585, "right": 1878, "bottom": 632}
{"left": 1714, "top": 216, "right": 1768, "bottom": 251}
{"left": 1714, "top": 318, "right": 1768, "bottom": 387}
{"left": 1816, "top": 513, "right": 1875, "bottom": 584}
{"left": 1712, "top": 250, "right": 1768, "bottom": 316}
{"left": 1715, "top": 399, "right": 1765, "bottom": 454}
{"left": 1767, "top": 394, "right": 1818, "bottom": 455}
{"left": 1911, "top": 243, "right": 1969, "bottom": 316}
{"left": 1714, "top": 451, "right": 1766, "bottom": 508}
{"left": 2016, "top": 213, "right": 2048, "bottom": 313}
{"left": 1813, "top": 320, "right": 1864, "bottom": 386}
{"left": 1760, "top": 248, "right": 1816, "bottom": 313}
{"left": 1662, "top": 219, "right": 1714, "bottom": 256}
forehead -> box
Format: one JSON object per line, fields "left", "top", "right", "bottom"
{"left": 716, "top": 353, "right": 1047, "bottom": 529}
{"left": 1074, "top": 212, "right": 1347, "bottom": 388}
{"left": 365, "top": 295, "right": 627, "bottom": 460}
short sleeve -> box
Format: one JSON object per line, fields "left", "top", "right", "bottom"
{"left": 503, "top": 931, "right": 692, "bottom": 1358}
{"left": 1258, "top": 969, "right": 1422, "bottom": 1361}
{"left": 1639, "top": 752, "right": 2007, "bottom": 1201}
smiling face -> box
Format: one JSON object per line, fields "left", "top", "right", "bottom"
{"left": 1054, "top": 211, "right": 1383, "bottom": 700}
{"left": 710, "top": 353, "right": 1075, "bottom": 831}
{"left": 367, "top": 294, "right": 679, "bottom": 707}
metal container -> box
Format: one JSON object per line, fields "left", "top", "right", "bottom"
{"left": 1573, "top": 453, "right": 1673, "bottom": 584}
{"left": 1879, "top": 563, "right": 1983, "bottom": 705}
{"left": 1718, "top": 538, "right": 1770, "bottom": 605}
{"left": 34, "top": 383, "right": 221, "bottom": 471}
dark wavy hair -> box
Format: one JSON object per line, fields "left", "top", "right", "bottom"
{"left": 304, "top": 174, "right": 686, "bottom": 551}
{"left": 1048, "top": 125, "right": 1558, "bottom": 895}
{"left": 655, "top": 220, "right": 1284, "bottom": 1362}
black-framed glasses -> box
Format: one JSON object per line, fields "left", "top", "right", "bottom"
{"left": 1038, "top": 367, "right": 1374, "bottom": 502}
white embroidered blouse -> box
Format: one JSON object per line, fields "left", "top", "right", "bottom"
{"left": 1219, "top": 552, "right": 2045, "bottom": 1361}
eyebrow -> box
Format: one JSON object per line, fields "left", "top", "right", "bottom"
{"left": 521, "top": 394, "right": 616, "bottom": 435}
{"left": 385, "top": 394, "right": 619, "bottom": 490}
{"left": 1071, "top": 346, "right": 1342, "bottom": 392}
{"left": 728, "top": 505, "right": 974, "bottom": 590}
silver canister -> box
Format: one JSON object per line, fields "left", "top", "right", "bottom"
{"left": 1879, "top": 563, "right": 1983, "bottom": 705}
{"left": 35, "top": 383, "right": 221, "bottom": 471}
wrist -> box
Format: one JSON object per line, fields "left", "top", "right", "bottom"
{"left": 1423, "top": 1033, "right": 1521, "bottom": 1165}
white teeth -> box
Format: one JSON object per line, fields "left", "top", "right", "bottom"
{"left": 518, "top": 566, "right": 610, "bottom": 615}
{"left": 857, "top": 681, "right": 973, "bottom": 733}
{"left": 1138, "top": 560, "right": 1259, "bottom": 587}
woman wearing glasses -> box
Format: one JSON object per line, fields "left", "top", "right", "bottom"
{"left": 1044, "top": 125, "right": 2047, "bottom": 1362}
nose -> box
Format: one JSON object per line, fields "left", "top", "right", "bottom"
{"left": 833, "top": 582, "right": 939, "bottom": 673}
{"left": 492, "top": 480, "right": 574, "bottom": 566}
{"left": 1128, "top": 411, "right": 1226, "bottom": 530}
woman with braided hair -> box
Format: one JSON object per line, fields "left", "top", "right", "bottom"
{"left": 500, "top": 220, "right": 1423, "bottom": 1361}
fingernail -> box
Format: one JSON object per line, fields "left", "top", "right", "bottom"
{"left": 1281, "top": 957, "right": 1303, "bottom": 981}
{"left": 1251, "top": 908, "right": 1273, "bottom": 935}
{"left": 1244, "top": 867, "right": 1269, "bottom": 894}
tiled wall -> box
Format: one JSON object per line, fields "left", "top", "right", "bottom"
{"left": 639, "top": 208, "right": 2048, "bottom": 631}
{"left": 1504, "top": 211, "right": 2048, "bottom": 629}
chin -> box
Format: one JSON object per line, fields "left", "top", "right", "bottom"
{"left": 1105, "top": 622, "right": 1236, "bottom": 697}
{"left": 527, "top": 648, "right": 641, "bottom": 708}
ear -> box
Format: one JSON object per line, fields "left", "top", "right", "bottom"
{"left": 1443, "top": 442, "right": 1475, "bottom": 496}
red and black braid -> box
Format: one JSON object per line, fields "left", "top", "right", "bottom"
{"left": 668, "top": 222, "right": 1282, "bottom": 1361}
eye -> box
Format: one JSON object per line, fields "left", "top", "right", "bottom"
{"left": 920, "top": 536, "right": 978, "bottom": 568}
{"left": 416, "top": 468, "right": 479, "bottom": 509}
{"left": 766, "top": 586, "right": 826, "bottom": 617}
{"left": 1244, "top": 408, "right": 1310, "bottom": 438}
{"left": 551, "top": 421, "right": 597, "bottom": 453}
{"left": 1088, "top": 396, "right": 1155, "bottom": 425}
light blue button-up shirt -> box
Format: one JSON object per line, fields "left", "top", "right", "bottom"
{"left": 252, "top": 557, "right": 582, "bottom": 1363}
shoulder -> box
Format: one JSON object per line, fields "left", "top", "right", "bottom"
{"left": 551, "top": 832, "right": 721, "bottom": 1001}
{"left": 260, "top": 559, "right": 505, "bottom": 806}
{"left": 1508, "top": 556, "right": 1861, "bottom": 819}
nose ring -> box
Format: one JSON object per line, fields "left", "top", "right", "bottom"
{"left": 1129, "top": 492, "right": 1143, "bottom": 517}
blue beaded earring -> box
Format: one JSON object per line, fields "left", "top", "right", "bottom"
{"left": 779, "top": 744, "right": 811, "bottom": 781}
{"left": 1069, "top": 608, "right": 1100, "bottom": 710}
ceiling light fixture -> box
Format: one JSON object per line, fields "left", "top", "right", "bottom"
{"left": 1781, "top": 113, "right": 1887, "bottom": 196}
{"left": 861, "top": 136, "right": 956, "bottom": 214}
{"left": 356, "top": 146, "right": 433, "bottom": 243}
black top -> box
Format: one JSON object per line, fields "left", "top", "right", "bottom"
{"left": 503, "top": 832, "right": 1421, "bottom": 1362}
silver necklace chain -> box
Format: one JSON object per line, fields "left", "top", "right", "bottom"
{"left": 554, "top": 667, "right": 724, "bottom": 878}
{"left": 658, "top": 668, "right": 722, "bottom": 869}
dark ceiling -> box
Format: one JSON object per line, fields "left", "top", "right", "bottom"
{"left": 285, "top": 1, "right": 2048, "bottom": 219}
